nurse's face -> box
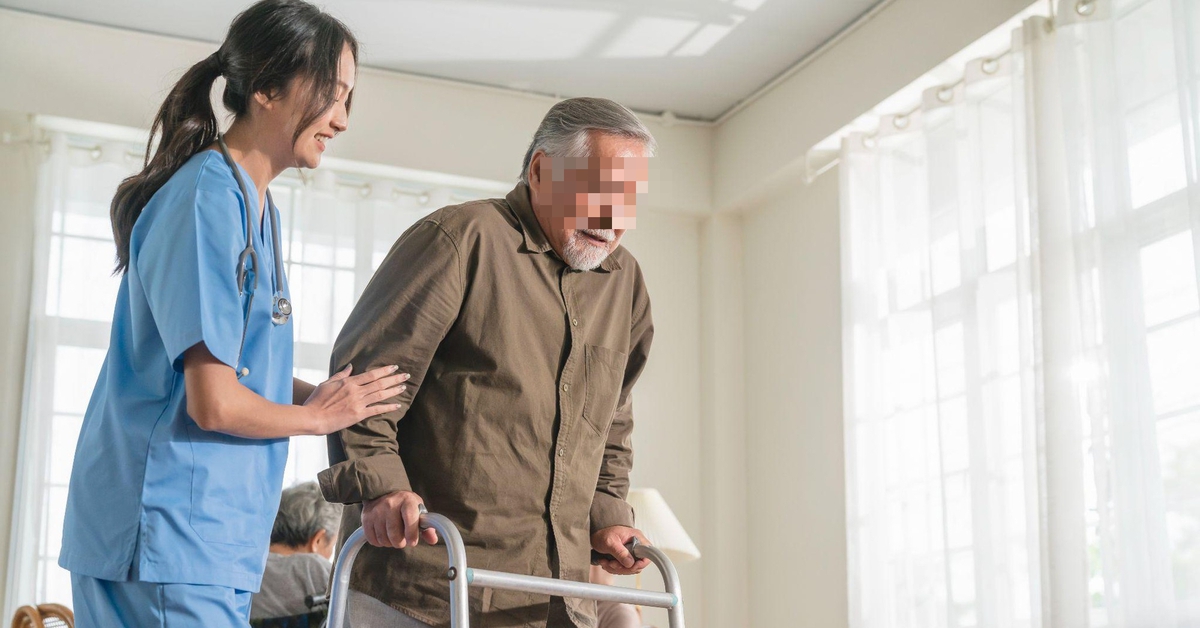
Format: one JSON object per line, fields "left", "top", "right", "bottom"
{"left": 270, "top": 44, "right": 356, "bottom": 169}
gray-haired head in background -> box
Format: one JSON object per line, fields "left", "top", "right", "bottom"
{"left": 270, "top": 481, "right": 341, "bottom": 548}
{"left": 520, "top": 97, "right": 657, "bottom": 184}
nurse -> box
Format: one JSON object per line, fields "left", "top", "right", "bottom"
{"left": 57, "top": 1, "right": 400, "bottom": 625}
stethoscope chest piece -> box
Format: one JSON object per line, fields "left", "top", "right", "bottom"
{"left": 272, "top": 294, "right": 292, "bottom": 326}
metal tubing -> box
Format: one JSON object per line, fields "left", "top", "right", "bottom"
{"left": 325, "top": 526, "right": 364, "bottom": 628}
{"left": 421, "top": 512, "right": 471, "bottom": 627}
{"left": 326, "top": 512, "right": 471, "bottom": 628}
{"left": 630, "top": 542, "right": 687, "bottom": 628}
{"left": 466, "top": 569, "right": 678, "bottom": 607}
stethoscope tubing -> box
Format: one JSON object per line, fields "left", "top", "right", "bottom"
{"left": 215, "top": 134, "right": 292, "bottom": 377}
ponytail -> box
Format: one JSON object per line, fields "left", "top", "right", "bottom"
{"left": 111, "top": 52, "right": 222, "bottom": 274}
{"left": 108, "top": 0, "right": 358, "bottom": 275}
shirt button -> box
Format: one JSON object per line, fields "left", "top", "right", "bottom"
{"left": 562, "top": 383, "right": 570, "bottom": 392}
{"left": 558, "top": 447, "right": 566, "bottom": 457}
{"left": 571, "top": 318, "right": 579, "bottom": 326}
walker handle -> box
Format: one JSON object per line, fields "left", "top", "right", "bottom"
{"left": 589, "top": 537, "right": 641, "bottom": 565}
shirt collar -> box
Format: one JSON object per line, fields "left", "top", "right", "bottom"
{"left": 505, "top": 183, "right": 621, "bottom": 273}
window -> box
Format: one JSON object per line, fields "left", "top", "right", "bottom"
{"left": 839, "top": 0, "right": 1200, "bottom": 625}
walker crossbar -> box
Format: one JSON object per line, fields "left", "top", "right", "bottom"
{"left": 326, "top": 511, "right": 686, "bottom": 628}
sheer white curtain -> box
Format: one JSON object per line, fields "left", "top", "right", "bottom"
{"left": 841, "top": 0, "right": 1200, "bottom": 626}
{"left": 4, "top": 117, "right": 506, "bottom": 616}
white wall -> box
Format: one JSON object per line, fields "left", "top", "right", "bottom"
{"left": 742, "top": 174, "right": 847, "bottom": 628}
{"left": 0, "top": 8, "right": 714, "bottom": 625}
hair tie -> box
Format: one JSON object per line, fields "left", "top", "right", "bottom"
{"left": 210, "top": 51, "right": 225, "bottom": 76}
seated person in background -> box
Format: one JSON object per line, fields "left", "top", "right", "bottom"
{"left": 250, "top": 482, "right": 341, "bottom": 622}
{"left": 590, "top": 564, "right": 642, "bottom": 628}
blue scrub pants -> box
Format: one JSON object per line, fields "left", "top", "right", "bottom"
{"left": 71, "top": 573, "right": 251, "bottom": 628}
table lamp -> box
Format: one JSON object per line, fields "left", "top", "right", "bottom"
{"left": 626, "top": 488, "right": 700, "bottom": 564}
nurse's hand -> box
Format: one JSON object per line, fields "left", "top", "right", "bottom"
{"left": 362, "top": 490, "right": 439, "bottom": 549}
{"left": 303, "top": 364, "right": 410, "bottom": 434}
{"left": 184, "top": 346, "right": 406, "bottom": 439}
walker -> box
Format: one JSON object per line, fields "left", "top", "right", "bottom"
{"left": 325, "top": 507, "right": 686, "bottom": 628}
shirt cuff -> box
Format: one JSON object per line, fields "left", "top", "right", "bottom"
{"left": 590, "top": 491, "right": 635, "bottom": 534}
{"left": 318, "top": 454, "right": 412, "bottom": 504}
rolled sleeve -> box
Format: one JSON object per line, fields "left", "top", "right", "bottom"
{"left": 319, "top": 454, "right": 412, "bottom": 504}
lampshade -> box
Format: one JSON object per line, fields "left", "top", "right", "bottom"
{"left": 626, "top": 488, "right": 701, "bottom": 564}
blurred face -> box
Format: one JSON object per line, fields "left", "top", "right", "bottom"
{"left": 528, "top": 131, "right": 650, "bottom": 271}
{"left": 256, "top": 43, "right": 355, "bottom": 169}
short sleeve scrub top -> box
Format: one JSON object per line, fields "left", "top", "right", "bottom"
{"left": 58, "top": 149, "right": 294, "bottom": 599}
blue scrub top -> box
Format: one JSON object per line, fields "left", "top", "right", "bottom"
{"left": 59, "top": 150, "right": 293, "bottom": 592}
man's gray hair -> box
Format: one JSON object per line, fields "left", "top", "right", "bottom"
{"left": 520, "top": 97, "right": 657, "bottom": 184}
{"left": 270, "top": 482, "right": 341, "bottom": 547}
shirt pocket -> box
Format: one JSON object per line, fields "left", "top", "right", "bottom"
{"left": 582, "top": 345, "right": 627, "bottom": 435}
{"left": 186, "top": 424, "right": 271, "bottom": 547}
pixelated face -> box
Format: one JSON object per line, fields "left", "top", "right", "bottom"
{"left": 528, "top": 132, "right": 650, "bottom": 271}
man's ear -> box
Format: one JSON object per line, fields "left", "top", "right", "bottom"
{"left": 529, "top": 150, "right": 545, "bottom": 186}
{"left": 307, "top": 528, "right": 327, "bottom": 553}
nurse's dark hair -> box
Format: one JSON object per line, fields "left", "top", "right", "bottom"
{"left": 109, "top": 0, "right": 358, "bottom": 273}
{"left": 271, "top": 482, "right": 340, "bottom": 548}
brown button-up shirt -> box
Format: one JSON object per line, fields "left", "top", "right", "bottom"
{"left": 318, "top": 184, "right": 654, "bottom": 628}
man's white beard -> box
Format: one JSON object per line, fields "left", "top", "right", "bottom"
{"left": 562, "top": 229, "right": 615, "bottom": 271}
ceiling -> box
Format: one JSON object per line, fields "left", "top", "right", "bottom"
{"left": 0, "top": 0, "right": 883, "bottom": 121}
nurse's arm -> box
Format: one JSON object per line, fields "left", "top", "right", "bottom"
{"left": 183, "top": 343, "right": 409, "bottom": 439}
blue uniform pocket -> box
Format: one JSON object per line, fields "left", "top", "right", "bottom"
{"left": 186, "top": 424, "right": 272, "bottom": 547}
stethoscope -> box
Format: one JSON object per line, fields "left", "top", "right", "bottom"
{"left": 216, "top": 135, "right": 292, "bottom": 377}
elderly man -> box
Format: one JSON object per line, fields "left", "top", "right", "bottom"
{"left": 319, "top": 97, "right": 656, "bottom": 628}
{"left": 251, "top": 482, "right": 340, "bottom": 622}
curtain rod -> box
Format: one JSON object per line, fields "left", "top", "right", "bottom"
{"left": 804, "top": 39, "right": 1025, "bottom": 184}
{"left": 802, "top": 0, "right": 1068, "bottom": 183}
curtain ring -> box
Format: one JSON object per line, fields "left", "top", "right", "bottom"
{"left": 360, "top": 184, "right": 372, "bottom": 198}
{"left": 1076, "top": 0, "right": 1096, "bottom": 16}
{"left": 981, "top": 58, "right": 999, "bottom": 74}
{"left": 937, "top": 87, "right": 955, "bottom": 103}
{"left": 893, "top": 114, "right": 910, "bottom": 129}
{"left": 862, "top": 135, "right": 877, "bottom": 149}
